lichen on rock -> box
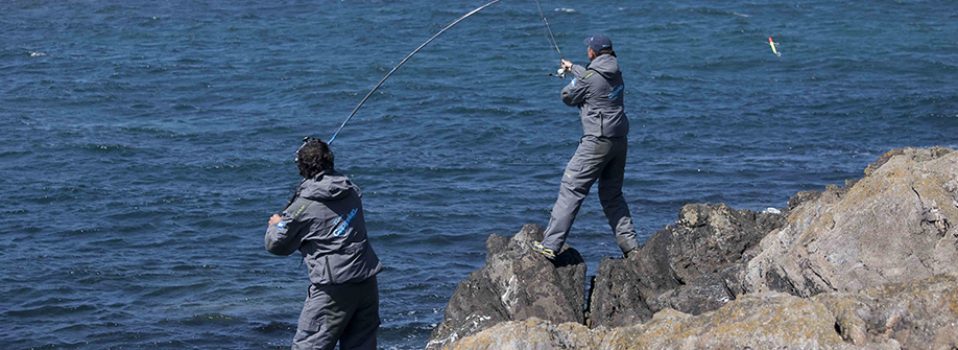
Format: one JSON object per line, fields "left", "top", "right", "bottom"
{"left": 744, "top": 147, "right": 958, "bottom": 297}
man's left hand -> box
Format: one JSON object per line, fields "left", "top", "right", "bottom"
{"left": 269, "top": 214, "right": 282, "bottom": 226}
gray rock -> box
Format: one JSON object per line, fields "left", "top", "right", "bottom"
{"left": 588, "top": 203, "right": 785, "bottom": 327}
{"left": 426, "top": 224, "right": 586, "bottom": 349}
{"left": 745, "top": 147, "right": 958, "bottom": 297}
{"left": 448, "top": 275, "right": 958, "bottom": 350}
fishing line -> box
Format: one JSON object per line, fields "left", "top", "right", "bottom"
{"left": 327, "top": 0, "right": 503, "bottom": 145}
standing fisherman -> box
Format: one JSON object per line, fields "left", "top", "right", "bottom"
{"left": 532, "top": 35, "right": 640, "bottom": 259}
{"left": 265, "top": 138, "right": 382, "bottom": 350}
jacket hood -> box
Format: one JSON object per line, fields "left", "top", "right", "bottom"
{"left": 587, "top": 54, "right": 619, "bottom": 78}
{"left": 298, "top": 171, "right": 356, "bottom": 201}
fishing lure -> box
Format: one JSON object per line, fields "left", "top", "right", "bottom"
{"left": 768, "top": 36, "right": 781, "bottom": 57}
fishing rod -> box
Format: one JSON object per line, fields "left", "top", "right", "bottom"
{"left": 534, "top": 0, "right": 562, "bottom": 59}
{"left": 327, "top": 0, "right": 503, "bottom": 145}
{"left": 533, "top": 0, "right": 567, "bottom": 78}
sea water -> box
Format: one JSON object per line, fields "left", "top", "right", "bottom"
{"left": 2, "top": 1, "right": 956, "bottom": 348}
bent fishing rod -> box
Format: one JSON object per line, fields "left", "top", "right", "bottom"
{"left": 284, "top": 0, "right": 502, "bottom": 208}
{"left": 326, "top": 0, "right": 564, "bottom": 145}
{"left": 327, "top": 0, "right": 502, "bottom": 145}
{"left": 286, "top": 0, "right": 561, "bottom": 207}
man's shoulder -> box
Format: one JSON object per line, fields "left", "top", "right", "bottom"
{"left": 575, "top": 64, "right": 605, "bottom": 81}
{"left": 285, "top": 197, "right": 314, "bottom": 219}
{"left": 581, "top": 70, "right": 599, "bottom": 81}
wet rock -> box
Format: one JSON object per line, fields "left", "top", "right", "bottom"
{"left": 588, "top": 203, "right": 785, "bottom": 327}
{"left": 426, "top": 224, "right": 586, "bottom": 350}
{"left": 745, "top": 147, "right": 958, "bottom": 297}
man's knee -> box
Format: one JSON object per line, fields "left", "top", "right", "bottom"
{"left": 561, "top": 173, "right": 596, "bottom": 197}
{"left": 598, "top": 186, "right": 624, "bottom": 204}
{"left": 292, "top": 328, "right": 335, "bottom": 350}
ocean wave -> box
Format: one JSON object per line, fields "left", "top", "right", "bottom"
{"left": 177, "top": 313, "right": 246, "bottom": 326}
{"left": 5, "top": 303, "right": 97, "bottom": 318}
{"left": 76, "top": 142, "right": 139, "bottom": 155}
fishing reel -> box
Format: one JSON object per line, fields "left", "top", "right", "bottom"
{"left": 550, "top": 67, "right": 569, "bottom": 79}
{"left": 550, "top": 58, "right": 574, "bottom": 79}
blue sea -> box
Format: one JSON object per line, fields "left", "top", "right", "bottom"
{"left": 2, "top": 1, "right": 956, "bottom": 348}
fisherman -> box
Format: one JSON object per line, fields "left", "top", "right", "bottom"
{"left": 265, "top": 137, "right": 382, "bottom": 350}
{"left": 532, "top": 34, "right": 640, "bottom": 259}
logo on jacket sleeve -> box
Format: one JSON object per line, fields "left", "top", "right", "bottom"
{"left": 608, "top": 84, "right": 624, "bottom": 100}
{"left": 332, "top": 208, "right": 359, "bottom": 237}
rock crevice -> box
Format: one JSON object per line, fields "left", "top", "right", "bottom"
{"left": 588, "top": 203, "right": 786, "bottom": 327}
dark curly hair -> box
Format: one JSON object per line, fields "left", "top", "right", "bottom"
{"left": 296, "top": 138, "right": 334, "bottom": 179}
{"left": 597, "top": 48, "right": 616, "bottom": 57}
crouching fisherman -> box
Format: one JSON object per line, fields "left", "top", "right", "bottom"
{"left": 265, "top": 137, "right": 382, "bottom": 350}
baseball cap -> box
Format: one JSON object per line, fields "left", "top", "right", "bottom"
{"left": 584, "top": 34, "right": 613, "bottom": 52}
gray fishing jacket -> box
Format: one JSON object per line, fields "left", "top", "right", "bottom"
{"left": 561, "top": 54, "right": 629, "bottom": 138}
{"left": 265, "top": 171, "right": 382, "bottom": 285}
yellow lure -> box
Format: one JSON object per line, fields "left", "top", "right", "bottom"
{"left": 768, "top": 36, "right": 781, "bottom": 57}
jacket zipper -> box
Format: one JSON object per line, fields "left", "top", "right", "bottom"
{"left": 600, "top": 113, "right": 604, "bottom": 137}
{"left": 324, "top": 256, "right": 333, "bottom": 284}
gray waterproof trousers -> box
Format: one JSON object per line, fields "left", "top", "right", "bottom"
{"left": 541, "top": 136, "right": 639, "bottom": 254}
{"left": 292, "top": 276, "right": 379, "bottom": 350}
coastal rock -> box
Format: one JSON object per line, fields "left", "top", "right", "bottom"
{"left": 444, "top": 318, "right": 602, "bottom": 350}
{"left": 448, "top": 275, "right": 958, "bottom": 350}
{"left": 745, "top": 147, "right": 958, "bottom": 296}
{"left": 816, "top": 274, "right": 958, "bottom": 349}
{"left": 589, "top": 203, "right": 785, "bottom": 327}
{"left": 448, "top": 293, "right": 853, "bottom": 350}
{"left": 426, "top": 224, "right": 586, "bottom": 350}
{"left": 433, "top": 146, "right": 958, "bottom": 349}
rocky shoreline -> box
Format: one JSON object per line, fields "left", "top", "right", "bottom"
{"left": 427, "top": 147, "right": 958, "bottom": 350}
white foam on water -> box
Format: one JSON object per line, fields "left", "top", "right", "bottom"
{"left": 554, "top": 7, "right": 575, "bottom": 13}
{"left": 29, "top": 51, "right": 46, "bottom": 57}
